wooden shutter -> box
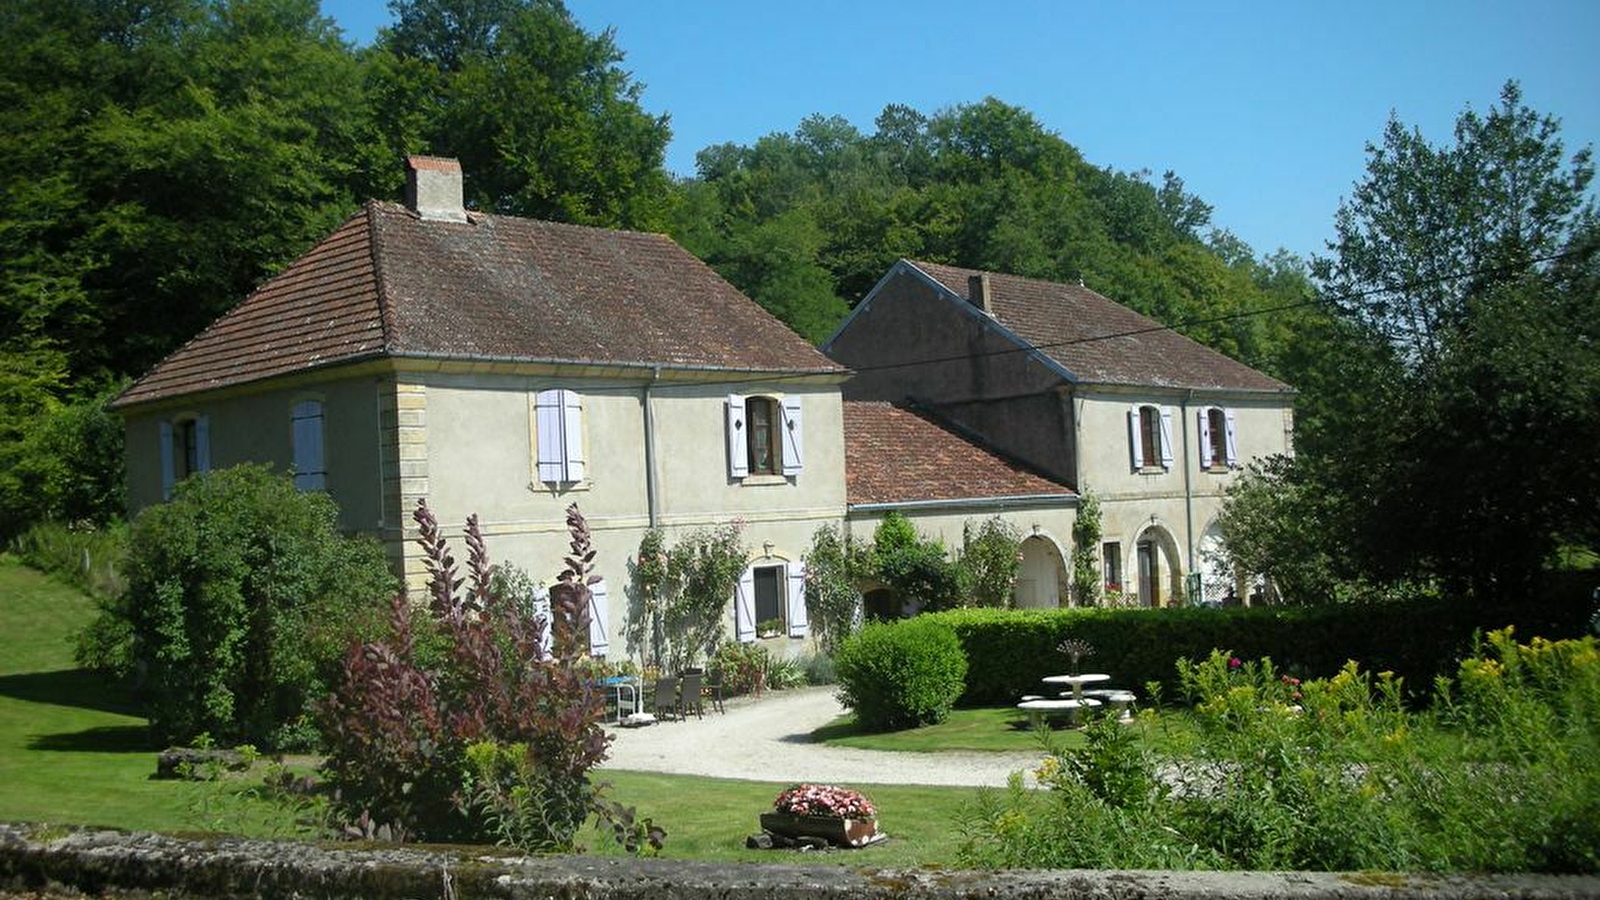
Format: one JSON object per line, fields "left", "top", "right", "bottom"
{"left": 1197, "top": 409, "right": 1213, "bottom": 469}
{"left": 787, "top": 561, "right": 809, "bottom": 638}
{"left": 780, "top": 396, "right": 804, "bottom": 476}
{"left": 535, "top": 389, "right": 565, "bottom": 482}
{"left": 561, "top": 390, "right": 585, "bottom": 482}
{"left": 194, "top": 415, "right": 211, "bottom": 473}
{"left": 588, "top": 578, "right": 610, "bottom": 657}
{"left": 733, "top": 567, "right": 756, "bottom": 642}
{"left": 1158, "top": 408, "right": 1175, "bottom": 468}
{"left": 1224, "top": 408, "right": 1239, "bottom": 467}
{"left": 726, "top": 394, "right": 749, "bottom": 479}
{"left": 292, "top": 401, "right": 325, "bottom": 490}
{"left": 532, "top": 590, "right": 554, "bottom": 658}
{"left": 159, "top": 421, "right": 175, "bottom": 500}
{"left": 1127, "top": 406, "right": 1144, "bottom": 469}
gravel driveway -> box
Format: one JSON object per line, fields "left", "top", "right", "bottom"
{"left": 597, "top": 686, "right": 1043, "bottom": 787}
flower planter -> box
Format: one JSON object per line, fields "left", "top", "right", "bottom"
{"left": 759, "top": 811, "right": 878, "bottom": 847}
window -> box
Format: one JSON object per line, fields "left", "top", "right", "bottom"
{"left": 726, "top": 394, "right": 804, "bottom": 479}
{"left": 1127, "top": 405, "right": 1174, "bottom": 470}
{"left": 1198, "top": 406, "right": 1239, "bottom": 469}
{"left": 534, "top": 389, "right": 585, "bottom": 484}
{"left": 159, "top": 414, "right": 210, "bottom": 499}
{"left": 748, "top": 397, "right": 780, "bottom": 475}
{"left": 1102, "top": 541, "right": 1122, "bottom": 592}
{"left": 291, "top": 400, "right": 326, "bottom": 490}
{"left": 733, "top": 560, "right": 808, "bottom": 641}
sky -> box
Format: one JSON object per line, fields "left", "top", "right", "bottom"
{"left": 322, "top": 1, "right": 1600, "bottom": 262}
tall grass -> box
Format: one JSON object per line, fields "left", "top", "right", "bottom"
{"left": 11, "top": 519, "right": 127, "bottom": 601}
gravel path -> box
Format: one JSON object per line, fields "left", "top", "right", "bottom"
{"left": 596, "top": 686, "right": 1043, "bottom": 787}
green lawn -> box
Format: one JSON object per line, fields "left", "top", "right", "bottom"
{"left": 0, "top": 557, "right": 987, "bottom": 865}
{"left": 0, "top": 557, "right": 312, "bottom": 837}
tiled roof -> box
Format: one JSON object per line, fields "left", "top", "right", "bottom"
{"left": 909, "top": 261, "right": 1291, "bottom": 393}
{"left": 116, "top": 201, "right": 842, "bottom": 408}
{"left": 844, "top": 401, "right": 1073, "bottom": 506}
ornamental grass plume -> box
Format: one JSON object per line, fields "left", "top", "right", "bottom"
{"left": 773, "top": 784, "right": 876, "bottom": 820}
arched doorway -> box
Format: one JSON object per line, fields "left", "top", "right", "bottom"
{"left": 1013, "top": 535, "right": 1065, "bottom": 608}
{"left": 1133, "top": 524, "right": 1183, "bottom": 607}
{"left": 1196, "top": 523, "right": 1237, "bottom": 607}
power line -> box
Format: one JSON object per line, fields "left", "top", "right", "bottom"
{"left": 500, "top": 244, "right": 1592, "bottom": 397}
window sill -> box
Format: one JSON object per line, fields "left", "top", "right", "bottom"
{"left": 530, "top": 480, "right": 591, "bottom": 494}
{"left": 1136, "top": 466, "right": 1168, "bottom": 475}
{"left": 740, "top": 474, "right": 790, "bottom": 487}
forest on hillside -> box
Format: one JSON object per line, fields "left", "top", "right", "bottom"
{"left": 2, "top": 0, "right": 1595, "bottom": 605}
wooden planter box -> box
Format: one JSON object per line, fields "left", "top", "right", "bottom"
{"left": 759, "top": 812, "right": 878, "bottom": 847}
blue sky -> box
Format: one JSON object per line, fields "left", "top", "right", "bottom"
{"left": 323, "top": 1, "right": 1599, "bottom": 262}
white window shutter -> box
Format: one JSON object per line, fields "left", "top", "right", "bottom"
{"left": 780, "top": 396, "right": 804, "bottom": 476}
{"left": 1197, "top": 409, "right": 1213, "bottom": 469}
{"left": 726, "top": 394, "right": 749, "bottom": 479}
{"left": 734, "top": 568, "right": 756, "bottom": 643}
{"left": 587, "top": 578, "right": 610, "bottom": 657}
{"left": 159, "top": 421, "right": 175, "bottom": 500}
{"left": 1127, "top": 406, "right": 1144, "bottom": 469}
{"left": 535, "top": 389, "right": 565, "bottom": 483}
{"left": 1158, "top": 408, "right": 1175, "bottom": 468}
{"left": 1224, "top": 408, "right": 1239, "bottom": 467}
{"left": 194, "top": 415, "right": 211, "bottom": 473}
{"left": 787, "top": 561, "right": 809, "bottom": 638}
{"left": 561, "top": 389, "right": 585, "bottom": 482}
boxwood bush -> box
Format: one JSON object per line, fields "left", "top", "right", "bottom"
{"left": 834, "top": 617, "right": 967, "bottom": 730}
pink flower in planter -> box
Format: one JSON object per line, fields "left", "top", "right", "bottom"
{"left": 774, "top": 783, "right": 876, "bottom": 820}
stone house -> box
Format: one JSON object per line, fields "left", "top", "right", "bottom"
{"left": 112, "top": 156, "right": 855, "bottom": 660}
{"left": 823, "top": 260, "right": 1296, "bottom": 607}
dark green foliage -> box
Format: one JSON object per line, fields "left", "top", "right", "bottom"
{"left": 954, "top": 517, "right": 1021, "bottom": 608}
{"left": 115, "top": 464, "right": 395, "bottom": 749}
{"left": 929, "top": 581, "right": 1595, "bottom": 707}
{"left": 833, "top": 618, "right": 966, "bottom": 731}
{"left": 709, "top": 640, "right": 771, "bottom": 697}
{"left": 371, "top": 0, "right": 673, "bottom": 229}
{"left": 673, "top": 97, "right": 1316, "bottom": 372}
{"left": 801, "top": 523, "right": 867, "bottom": 654}
{"left": 1236, "top": 81, "right": 1600, "bottom": 604}
{"left": 0, "top": 386, "right": 125, "bottom": 543}
{"left": 871, "top": 512, "right": 959, "bottom": 613}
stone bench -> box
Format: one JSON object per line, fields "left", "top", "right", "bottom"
{"left": 1017, "top": 697, "right": 1100, "bottom": 730}
{"left": 1082, "top": 689, "right": 1138, "bottom": 721}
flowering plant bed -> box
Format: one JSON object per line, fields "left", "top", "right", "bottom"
{"left": 773, "top": 783, "right": 876, "bottom": 820}
{"left": 761, "top": 784, "right": 881, "bottom": 848}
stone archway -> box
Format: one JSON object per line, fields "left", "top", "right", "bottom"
{"left": 1013, "top": 534, "right": 1066, "bottom": 609}
{"left": 1132, "top": 523, "right": 1184, "bottom": 608}
{"left": 1196, "top": 522, "right": 1237, "bottom": 607}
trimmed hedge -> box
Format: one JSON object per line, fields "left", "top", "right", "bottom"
{"left": 834, "top": 617, "right": 967, "bottom": 731}
{"left": 930, "top": 580, "right": 1597, "bottom": 706}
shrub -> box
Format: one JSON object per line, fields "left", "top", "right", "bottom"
{"left": 115, "top": 464, "right": 394, "bottom": 749}
{"left": 834, "top": 618, "right": 966, "bottom": 731}
{"left": 960, "top": 632, "right": 1600, "bottom": 873}
{"left": 318, "top": 501, "right": 659, "bottom": 852}
{"left": 954, "top": 516, "right": 1021, "bottom": 608}
{"left": 870, "top": 513, "right": 960, "bottom": 612}
{"left": 802, "top": 523, "right": 866, "bottom": 653}
{"left": 13, "top": 519, "right": 127, "bottom": 602}
{"left": 710, "top": 640, "right": 770, "bottom": 696}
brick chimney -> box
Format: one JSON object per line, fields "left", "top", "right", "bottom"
{"left": 967, "top": 274, "right": 995, "bottom": 316}
{"left": 405, "top": 156, "right": 467, "bottom": 223}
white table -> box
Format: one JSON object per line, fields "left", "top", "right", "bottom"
{"left": 1042, "top": 673, "right": 1111, "bottom": 701}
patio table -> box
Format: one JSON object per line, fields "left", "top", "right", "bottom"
{"left": 1042, "top": 673, "right": 1110, "bottom": 702}
{"left": 601, "top": 675, "right": 641, "bottom": 721}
